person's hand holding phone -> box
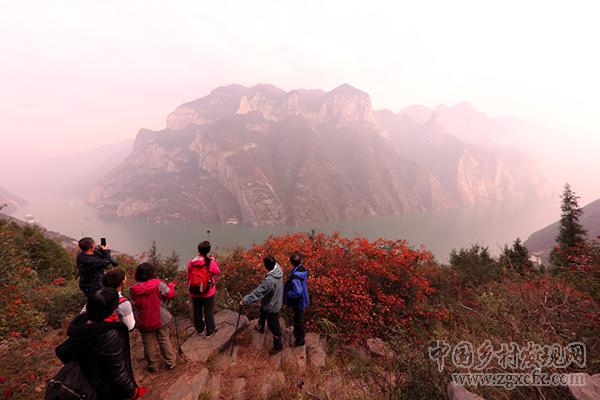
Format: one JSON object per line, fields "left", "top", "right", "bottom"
{"left": 100, "top": 237, "right": 109, "bottom": 250}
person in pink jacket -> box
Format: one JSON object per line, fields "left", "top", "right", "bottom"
{"left": 186, "top": 241, "right": 221, "bottom": 338}
{"left": 130, "top": 262, "right": 177, "bottom": 371}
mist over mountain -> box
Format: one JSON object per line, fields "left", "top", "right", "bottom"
{"left": 525, "top": 198, "right": 600, "bottom": 256}
{"left": 0, "top": 186, "right": 27, "bottom": 214}
{"left": 38, "top": 140, "right": 134, "bottom": 195}
{"left": 377, "top": 107, "right": 549, "bottom": 206}
{"left": 87, "top": 84, "right": 550, "bottom": 227}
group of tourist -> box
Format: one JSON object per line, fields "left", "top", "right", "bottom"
{"left": 45, "top": 237, "right": 310, "bottom": 400}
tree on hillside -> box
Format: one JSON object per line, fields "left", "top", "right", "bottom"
{"left": 146, "top": 241, "right": 180, "bottom": 281}
{"left": 449, "top": 244, "right": 501, "bottom": 286}
{"left": 499, "top": 238, "right": 533, "bottom": 273}
{"left": 551, "top": 183, "right": 587, "bottom": 268}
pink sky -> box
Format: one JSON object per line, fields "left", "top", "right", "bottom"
{"left": 1, "top": 0, "right": 599, "bottom": 162}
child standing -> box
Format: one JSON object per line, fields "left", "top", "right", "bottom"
{"left": 187, "top": 240, "right": 221, "bottom": 338}
{"left": 130, "top": 263, "right": 177, "bottom": 371}
{"left": 81, "top": 268, "right": 136, "bottom": 331}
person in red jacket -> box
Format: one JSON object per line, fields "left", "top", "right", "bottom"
{"left": 186, "top": 241, "right": 221, "bottom": 338}
{"left": 129, "top": 263, "right": 177, "bottom": 372}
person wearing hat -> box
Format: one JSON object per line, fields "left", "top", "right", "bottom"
{"left": 55, "top": 287, "right": 146, "bottom": 399}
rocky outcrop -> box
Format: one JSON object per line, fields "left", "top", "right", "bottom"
{"left": 162, "top": 368, "right": 210, "bottom": 400}
{"left": 567, "top": 373, "right": 600, "bottom": 400}
{"left": 89, "top": 84, "right": 549, "bottom": 226}
{"left": 180, "top": 310, "right": 248, "bottom": 363}
{"left": 447, "top": 382, "right": 486, "bottom": 400}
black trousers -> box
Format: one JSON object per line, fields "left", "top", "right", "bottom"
{"left": 259, "top": 309, "right": 282, "bottom": 350}
{"left": 292, "top": 307, "right": 305, "bottom": 345}
{"left": 192, "top": 295, "right": 216, "bottom": 335}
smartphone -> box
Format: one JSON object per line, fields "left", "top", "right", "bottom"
{"left": 100, "top": 238, "right": 107, "bottom": 247}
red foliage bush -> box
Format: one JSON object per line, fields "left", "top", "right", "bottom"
{"left": 219, "top": 232, "right": 438, "bottom": 341}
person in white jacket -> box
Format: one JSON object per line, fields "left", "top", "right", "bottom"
{"left": 81, "top": 268, "right": 135, "bottom": 331}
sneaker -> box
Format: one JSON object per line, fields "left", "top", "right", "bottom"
{"left": 205, "top": 328, "right": 219, "bottom": 339}
{"left": 196, "top": 328, "right": 205, "bottom": 336}
{"left": 167, "top": 364, "right": 176, "bottom": 370}
{"left": 254, "top": 324, "right": 265, "bottom": 334}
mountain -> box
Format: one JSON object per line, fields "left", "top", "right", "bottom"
{"left": 525, "top": 198, "right": 600, "bottom": 255}
{"left": 88, "top": 84, "right": 549, "bottom": 226}
{"left": 0, "top": 186, "right": 27, "bottom": 214}
{"left": 376, "top": 109, "right": 549, "bottom": 206}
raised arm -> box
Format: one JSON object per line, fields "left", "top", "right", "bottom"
{"left": 209, "top": 259, "right": 221, "bottom": 276}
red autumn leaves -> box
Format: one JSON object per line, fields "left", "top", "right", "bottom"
{"left": 219, "top": 232, "right": 437, "bottom": 341}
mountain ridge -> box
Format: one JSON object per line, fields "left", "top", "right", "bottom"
{"left": 88, "top": 84, "right": 550, "bottom": 226}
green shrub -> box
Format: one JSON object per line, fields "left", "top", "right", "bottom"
{"left": 35, "top": 280, "right": 85, "bottom": 328}
{"left": 449, "top": 244, "right": 502, "bottom": 286}
{"left": 145, "top": 242, "right": 180, "bottom": 282}
{"left": 14, "top": 223, "right": 75, "bottom": 282}
{"left": 498, "top": 238, "right": 534, "bottom": 274}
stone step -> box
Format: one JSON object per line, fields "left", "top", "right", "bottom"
{"left": 181, "top": 309, "right": 249, "bottom": 363}
{"left": 161, "top": 368, "right": 209, "bottom": 400}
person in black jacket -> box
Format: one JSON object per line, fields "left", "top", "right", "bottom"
{"left": 56, "top": 287, "right": 146, "bottom": 400}
{"left": 77, "top": 237, "right": 117, "bottom": 297}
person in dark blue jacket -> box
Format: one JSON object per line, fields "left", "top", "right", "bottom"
{"left": 283, "top": 252, "right": 310, "bottom": 347}
{"left": 77, "top": 237, "right": 118, "bottom": 298}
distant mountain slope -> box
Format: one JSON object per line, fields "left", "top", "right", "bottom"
{"left": 88, "top": 84, "right": 549, "bottom": 227}
{"left": 375, "top": 110, "right": 549, "bottom": 206}
{"left": 37, "top": 139, "right": 134, "bottom": 195}
{"left": 0, "top": 186, "right": 27, "bottom": 214}
{"left": 525, "top": 198, "right": 600, "bottom": 255}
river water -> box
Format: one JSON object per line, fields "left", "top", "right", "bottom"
{"left": 13, "top": 189, "right": 558, "bottom": 263}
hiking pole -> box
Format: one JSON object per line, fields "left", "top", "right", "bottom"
{"left": 230, "top": 304, "right": 243, "bottom": 356}
{"left": 167, "top": 298, "right": 184, "bottom": 355}
{"left": 173, "top": 313, "right": 183, "bottom": 355}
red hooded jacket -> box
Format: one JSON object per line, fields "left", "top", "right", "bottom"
{"left": 129, "top": 278, "right": 175, "bottom": 331}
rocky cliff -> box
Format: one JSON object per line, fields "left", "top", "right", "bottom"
{"left": 375, "top": 109, "right": 550, "bottom": 207}
{"left": 88, "top": 84, "right": 549, "bottom": 226}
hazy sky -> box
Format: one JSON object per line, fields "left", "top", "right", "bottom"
{"left": 1, "top": 0, "right": 599, "bottom": 158}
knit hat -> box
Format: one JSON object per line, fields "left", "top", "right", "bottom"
{"left": 87, "top": 287, "right": 119, "bottom": 321}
